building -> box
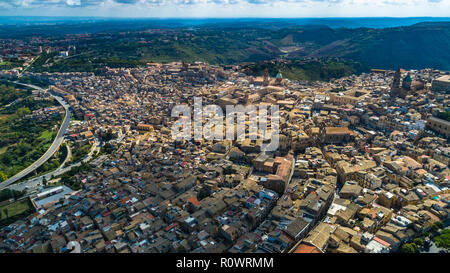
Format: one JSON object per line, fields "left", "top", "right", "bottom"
{"left": 322, "top": 127, "right": 353, "bottom": 144}
{"left": 137, "top": 123, "right": 154, "bottom": 132}
{"left": 64, "top": 94, "right": 77, "bottom": 104}
{"left": 59, "top": 51, "right": 69, "bottom": 57}
{"left": 360, "top": 172, "right": 382, "bottom": 190}
{"left": 293, "top": 243, "right": 322, "bottom": 253}
{"left": 302, "top": 222, "right": 334, "bottom": 252}
{"left": 283, "top": 218, "right": 310, "bottom": 241}
{"left": 426, "top": 116, "right": 450, "bottom": 138}
{"left": 431, "top": 75, "right": 450, "bottom": 93}
{"left": 390, "top": 68, "right": 409, "bottom": 98}
{"left": 36, "top": 186, "right": 64, "bottom": 200}
{"left": 329, "top": 90, "right": 368, "bottom": 105}
{"left": 259, "top": 156, "right": 294, "bottom": 194}
{"left": 335, "top": 160, "right": 377, "bottom": 184}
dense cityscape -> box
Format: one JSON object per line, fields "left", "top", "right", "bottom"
{"left": 0, "top": 1, "right": 448, "bottom": 259}
{"left": 0, "top": 54, "right": 448, "bottom": 253}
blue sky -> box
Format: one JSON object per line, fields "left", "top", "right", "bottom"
{"left": 0, "top": 0, "right": 448, "bottom": 18}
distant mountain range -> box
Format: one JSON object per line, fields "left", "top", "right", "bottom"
{"left": 270, "top": 22, "right": 450, "bottom": 70}
{"left": 1, "top": 16, "right": 450, "bottom": 29}
{"left": 2, "top": 18, "right": 448, "bottom": 73}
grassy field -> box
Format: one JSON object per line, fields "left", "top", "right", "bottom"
{"left": 0, "top": 199, "right": 30, "bottom": 219}
{"left": 0, "top": 144, "right": 13, "bottom": 155}
{"left": 69, "top": 144, "right": 92, "bottom": 164}
{"left": 0, "top": 58, "right": 24, "bottom": 70}
{"left": 16, "top": 143, "right": 68, "bottom": 184}
{"left": 0, "top": 198, "right": 34, "bottom": 227}
{"left": 0, "top": 114, "right": 11, "bottom": 122}
{"left": 0, "top": 83, "right": 62, "bottom": 180}
{"left": 38, "top": 130, "right": 55, "bottom": 142}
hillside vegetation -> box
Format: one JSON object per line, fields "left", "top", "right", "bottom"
{"left": 25, "top": 22, "right": 450, "bottom": 74}
{"left": 0, "top": 83, "right": 61, "bottom": 180}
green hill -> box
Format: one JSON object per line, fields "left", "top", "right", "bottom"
{"left": 26, "top": 22, "right": 450, "bottom": 73}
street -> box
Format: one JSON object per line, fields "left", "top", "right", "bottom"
{"left": 0, "top": 82, "right": 72, "bottom": 189}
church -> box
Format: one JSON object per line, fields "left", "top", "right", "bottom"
{"left": 390, "top": 68, "right": 424, "bottom": 99}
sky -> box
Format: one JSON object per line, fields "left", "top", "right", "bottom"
{"left": 0, "top": 0, "right": 449, "bottom": 18}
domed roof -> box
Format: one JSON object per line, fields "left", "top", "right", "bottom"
{"left": 404, "top": 73, "right": 412, "bottom": 82}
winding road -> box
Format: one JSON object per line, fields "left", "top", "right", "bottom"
{"left": 0, "top": 82, "right": 72, "bottom": 189}
{"left": 6, "top": 137, "right": 100, "bottom": 193}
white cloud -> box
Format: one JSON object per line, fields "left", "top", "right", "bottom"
{"left": 0, "top": 0, "right": 448, "bottom": 17}
{"left": 66, "top": 0, "right": 81, "bottom": 5}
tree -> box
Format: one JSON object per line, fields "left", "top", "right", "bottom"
{"left": 101, "top": 129, "right": 115, "bottom": 142}
{"left": 413, "top": 238, "right": 424, "bottom": 247}
{"left": 16, "top": 107, "right": 31, "bottom": 117}
{"left": 401, "top": 243, "right": 416, "bottom": 253}
{"left": 0, "top": 171, "right": 7, "bottom": 182}
{"left": 431, "top": 221, "right": 443, "bottom": 233}
{"left": 101, "top": 143, "right": 115, "bottom": 154}
{"left": 223, "top": 165, "right": 236, "bottom": 175}
{"left": 437, "top": 111, "right": 450, "bottom": 122}
{"left": 434, "top": 229, "right": 450, "bottom": 249}
{"left": 0, "top": 189, "right": 24, "bottom": 202}
{"left": 42, "top": 177, "right": 48, "bottom": 187}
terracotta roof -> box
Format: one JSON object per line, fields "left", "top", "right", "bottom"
{"left": 165, "top": 222, "right": 179, "bottom": 232}
{"left": 373, "top": 236, "right": 390, "bottom": 247}
{"left": 187, "top": 196, "right": 200, "bottom": 207}
{"left": 294, "top": 243, "right": 322, "bottom": 253}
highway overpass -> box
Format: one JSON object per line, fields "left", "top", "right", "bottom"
{"left": 0, "top": 82, "right": 72, "bottom": 189}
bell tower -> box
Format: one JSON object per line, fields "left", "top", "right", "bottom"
{"left": 263, "top": 68, "right": 269, "bottom": 86}
{"left": 390, "top": 68, "right": 402, "bottom": 98}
